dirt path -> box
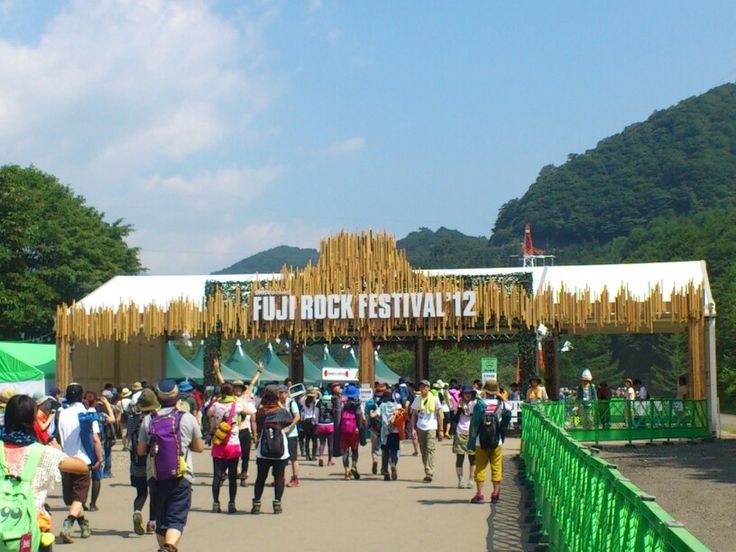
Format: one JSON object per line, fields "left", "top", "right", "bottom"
{"left": 47, "top": 438, "right": 532, "bottom": 552}
{"left": 599, "top": 439, "right": 736, "bottom": 552}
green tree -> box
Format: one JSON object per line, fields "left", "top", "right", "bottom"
{"left": 0, "top": 165, "right": 143, "bottom": 340}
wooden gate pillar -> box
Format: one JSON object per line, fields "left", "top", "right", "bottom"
{"left": 688, "top": 322, "right": 707, "bottom": 400}
{"left": 414, "top": 335, "right": 429, "bottom": 383}
{"left": 543, "top": 333, "right": 560, "bottom": 400}
{"left": 359, "top": 330, "right": 375, "bottom": 385}
{"left": 290, "top": 342, "right": 304, "bottom": 383}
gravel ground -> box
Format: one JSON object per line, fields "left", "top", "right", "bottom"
{"left": 598, "top": 438, "right": 736, "bottom": 552}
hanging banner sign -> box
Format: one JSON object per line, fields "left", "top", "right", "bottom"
{"left": 252, "top": 291, "right": 476, "bottom": 322}
{"left": 321, "top": 367, "right": 359, "bottom": 382}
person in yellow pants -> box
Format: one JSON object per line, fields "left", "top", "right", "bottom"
{"left": 468, "top": 380, "right": 511, "bottom": 504}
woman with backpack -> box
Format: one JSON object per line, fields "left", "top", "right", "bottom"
{"left": 252, "top": 386, "right": 294, "bottom": 515}
{"left": 208, "top": 363, "right": 262, "bottom": 514}
{"left": 339, "top": 385, "right": 366, "bottom": 480}
{"left": 300, "top": 390, "right": 319, "bottom": 461}
{"left": 451, "top": 384, "right": 477, "bottom": 489}
{"left": 378, "top": 390, "right": 401, "bottom": 481}
{"left": 316, "top": 389, "right": 335, "bottom": 467}
{"left": 128, "top": 388, "right": 160, "bottom": 536}
{"left": 1, "top": 394, "right": 89, "bottom": 551}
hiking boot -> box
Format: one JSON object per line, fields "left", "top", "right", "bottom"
{"left": 133, "top": 511, "right": 145, "bottom": 535}
{"left": 383, "top": 473, "right": 391, "bottom": 481}
{"left": 491, "top": 491, "right": 501, "bottom": 504}
{"left": 286, "top": 476, "right": 299, "bottom": 487}
{"left": 318, "top": 458, "right": 324, "bottom": 467}
{"left": 470, "top": 494, "right": 485, "bottom": 504}
{"left": 158, "top": 545, "right": 178, "bottom": 552}
{"left": 59, "top": 518, "right": 74, "bottom": 543}
{"left": 372, "top": 461, "right": 378, "bottom": 475}
{"left": 146, "top": 521, "right": 156, "bottom": 534}
{"left": 212, "top": 502, "right": 221, "bottom": 513}
{"left": 391, "top": 467, "right": 398, "bottom": 481}
{"left": 228, "top": 501, "right": 237, "bottom": 514}
{"left": 251, "top": 500, "right": 261, "bottom": 515}
{"left": 422, "top": 476, "right": 433, "bottom": 483}
{"left": 239, "top": 476, "right": 247, "bottom": 488}
{"left": 79, "top": 519, "right": 92, "bottom": 539}
{"left": 350, "top": 466, "right": 360, "bottom": 480}
{"left": 273, "top": 500, "right": 283, "bottom": 514}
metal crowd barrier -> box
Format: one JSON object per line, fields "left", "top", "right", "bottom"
{"left": 543, "top": 399, "right": 710, "bottom": 445}
{"left": 521, "top": 403, "right": 710, "bottom": 551}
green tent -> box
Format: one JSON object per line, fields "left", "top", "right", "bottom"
{"left": 260, "top": 344, "right": 289, "bottom": 383}
{"left": 374, "top": 352, "right": 400, "bottom": 385}
{"left": 0, "top": 345, "right": 45, "bottom": 395}
{"left": 303, "top": 354, "right": 322, "bottom": 384}
{"left": 190, "top": 343, "right": 205, "bottom": 369}
{"left": 225, "top": 343, "right": 259, "bottom": 380}
{"left": 343, "top": 348, "right": 359, "bottom": 369}
{"left": 315, "top": 345, "right": 342, "bottom": 370}
{"left": 166, "top": 342, "right": 203, "bottom": 382}
{"left": 189, "top": 342, "right": 242, "bottom": 381}
{"left": 0, "top": 342, "right": 55, "bottom": 391}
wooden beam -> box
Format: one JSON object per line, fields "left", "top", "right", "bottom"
{"left": 359, "top": 330, "right": 374, "bottom": 385}
{"left": 290, "top": 342, "right": 304, "bottom": 383}
{"left": 688, "top": 322, "right": 707, "bottom": 400}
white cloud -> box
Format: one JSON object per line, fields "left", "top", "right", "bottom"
{"left": 142, "top": 165, "right": 285, "bottom": 198}
{"left": 326, "top": 136, "right": 366, "bottom": 155}
{"left": 308, "top": 0, "right": 323, "bottom": 13}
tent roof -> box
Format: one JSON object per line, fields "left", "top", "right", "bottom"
{"left": 74, "top": 261, "right": 714, "bottom": 314}
{"left": 260, "top": 347, "right": 289, "bottom": 383}
{"left": 315, "top": 347, "right": 342, "bottom": 370}
{"left": 166, "top": 342, "right": 203, "bottom": 382}
{"left": 190, "top": 345, "right": 204, "bottom": 369}
{"left": 374, "top": 354, "right": 400, "bottom": 385}
{"left": 303, "top": 355, "right": 322, "bottom": 385}
{"left": 225, "top": 346, "right": 259, "bottom": 380}
{"left": 0, "top": 342, "right": 55, "bottom": 378}
{"left": 343, "top": 349, "right": 359, "bottom": 369}
{"left": 0, "top": 348, "right": 44, "bottom": 383}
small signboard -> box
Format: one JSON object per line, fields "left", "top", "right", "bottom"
{"left": 321, "top": 367, "right": 359, "bottom": 382}
{"left": 359, "top": 384, "right": 373, "bottom": 404}
{"left": 481, "top": 357, "right": 498, "bottom": 382}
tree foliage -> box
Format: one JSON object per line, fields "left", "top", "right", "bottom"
{"left": 0, "top": 165, "right": 143, "bottom": 340}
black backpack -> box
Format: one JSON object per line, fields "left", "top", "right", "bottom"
{"left": 478, "top": 399, "right": 504, "bottom": 451}
{"left": 259, "top": 411, "right": 286, "bottom": 459}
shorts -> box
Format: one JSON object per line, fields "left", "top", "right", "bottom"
{"left": 340, "top": 432, "right": 360, "bottom": 452}
{"left": 287, "top": 436, "right": 298, "bottom": 462}
{"left": 452, "top": 433, "right": 475, "bottom": 456}
{"left": 474, "top": 446, "right": 503, "bottom": 483}
{"left": 317, "top": 422, "right": 334, "bottom": 434}
{"left": 62, "top": 471, "right": 91, "bottom": 506}
{"left": 153, "top": 478, "right": 192, "bottom": 536}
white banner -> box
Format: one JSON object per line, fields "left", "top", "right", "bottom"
{"left": 321, "top": 367, "right": 359, "bottom": 382}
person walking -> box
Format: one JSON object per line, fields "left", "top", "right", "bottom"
{"left": 451, "top": 384, "right": 477, "bottom": 489}
{"left": 252, "top": 386, "right": 294, "bottom": 515}
{"left": 378, "top": 390, "right": 401, "bottom": 481}
{"left": 57, "top": 383, "right": 102, "bottom": 543}
{"left": 278, "top": 385, "right": 301, "bottom": 487}
{"left": 469, "top": 380, "right": 511, "bottom": 504}
{"left": 410, "top": 379, "right": 443, "bottom": 483}
{"left": 1, "top": 394, "right": 89, "bottom": 551}
{"left": 526, "top": 376, "right": 548, "bottom": 402}
{"left": 339, "top": 384, "right": 366, "bottom": 480}
{"left": 316, "top": 389, "right": 335, "bottom": 467}
{"left": 232, "top": 380, "right": 256, "bottom": 488}
{"left": 137, "top": 379, "right": 204, "bottom": 552}
{"left": 128, "top": 388, "right": 159, "bottom": 536}
{"left": 576, "top": 370, "right": 597, "bottom": 429}
{"left": 300, "top": 390, "right": 319, "bottom": 461}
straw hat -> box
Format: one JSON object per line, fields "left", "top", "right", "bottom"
{"left": 0, "top": 387, "right": 17, "bottom": 406}
{"left": 120, "top": 387, "right": 132, "bottom": 398}
{"left": 482, "top": 380, "right": 500, "bottom": 395}
{"left": 131, "top": 381, "right": 143, "bottom": 392}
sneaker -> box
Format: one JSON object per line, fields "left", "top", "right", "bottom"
{"left": 491, "top": 492, "right": 500, "bottom": 504}
{"left": 457, "top": 479, "right": 464, "bottom": 489}
{"left": 350, "top": 466, "right": 360, "bottom": 480}
{"left": 372, "top": 462, "right": 378, "bottom": 475}
{"left": 79, "top": 519, "right": 92, "bottom": 539}
{"left": 318, "top": 458, "right": 324, "bottom": 467}
{"left": 466, "top": 480, "right": 474, "bottom": 489}
{"left": 133, "top": 511, "right": 145, "bottom": 535}
{"left": 383, "top": 473, "right": 391, "bottom": 481}
{"left": 273, "top": 500, "right": 283, "bottom": 514}
{"left": 286, "top": 477, "right": 299, "bottom": 488}
{"left": 470, "top": 494, "right": 485, "bottom": 504}
{"left": 212, "top": 502, "right": 221, "bottom": 513}
{"left": 60, "top": 518, "right": 74, "bottom": 543}
{"left": 228, "top": 501, "right": 237, "bottom": 514}
{"left": 391, "top": 467, "right": 398, "bottom": 481}
{"left": 146, "top": 521, "right": 156, "bottom": 534}
{"left": 251, "top": 500, "right": 261, "bottom": 515}
{"left": 423, "top": 476, "right": 433, "bottom": 483}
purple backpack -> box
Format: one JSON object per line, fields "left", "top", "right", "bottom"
{"left": 149, "top": 411, "right": 185, "bottom": 480}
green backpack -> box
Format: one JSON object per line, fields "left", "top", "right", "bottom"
{"left": 0, "top": 443, "right": 43, "bottom": 552}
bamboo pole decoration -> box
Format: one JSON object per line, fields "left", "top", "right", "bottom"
{"left": 55, "top": 231, "right": 707, "bottom": 344}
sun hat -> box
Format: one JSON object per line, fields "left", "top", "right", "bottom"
{"left": 419, "top": 379, "right": 431, "bottom": 388}
{"left": 232, "top": 379, "right": 246, "bottom": 389}
{"left": 0, "top": 386, "right": 17, "bottom": 407}
{"left": 178, "top": 380, "right": 194, "bottom": 393}
{"left": 433, "top": 379, "right": 446, "bottom": 389}
{"left": 482, "top": 380, "right": 500, "bottom": 395}
{"left": 581, "top": 369, "right": 593, "bottom": 382}
{"left": 344, "top": 385, "right": 360, "bottom": 399}
{"left": 137, "top": 388, "right": 160, "bottom": 413}
{"left": 131, "top": 381, "right": 143, "bottom": 392}
{"left": 34, "top": 394, "right": 53, "bottom": 406}
{"left": 156, "top": 379, "right": 179, "bottom": 403}
{"left": 529, "top": 375, "right": 542, "bottom": 384}
{"left": 120, "top": 387, "right": 132, "bottom": 398}
{"left": 624, "top": 378, "right": 633, "bottom": 386}
{"left": 461, "top": 384, "right": 475, "bottom": 395}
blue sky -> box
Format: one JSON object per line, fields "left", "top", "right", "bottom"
{"left": 1, "top": 1, "right": 735, "bottom": 273}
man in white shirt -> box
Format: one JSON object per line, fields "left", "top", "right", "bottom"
{"left": 57, "top": 383, "right": 102, "bottom": 543}
{"left": 410, "top": 379, "right": 443, "bottom": 483}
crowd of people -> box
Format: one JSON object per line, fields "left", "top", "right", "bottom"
{"left": 0, "top": 363, "right": 597, "bottom": 552}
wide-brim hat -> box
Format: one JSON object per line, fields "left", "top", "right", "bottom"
{"left": 483, "top": 380, "right": 500, "bottom": 395}
{"left": 131, "top": 382, "right": 143, "bottom": 392}
{"left": 178, "top": 381, "right": 194, "bottom": 393}
{"left": 121, "top": 388, "right": 132, "bottom": 398}
{"left": 156, "top": 379, "right": 179, "bottom": 402}
{"left": 232, "top": 380, "right": 246, "bottom": 389}
{"left": 461, "top": 384, "right": 475, "bottom": 395}
{"left": 344, "top": 385, "right": 360, "bottom": 399}
{"left": 529, "top": 375, "right": 542, "bottom": 384}
{"left": 433, "top": 379, "right": 446, "bottom": 389}
{"left": 137, "top": 388, "right": 160, "bottom": 413}
{"left": 581, "top": 369, "right": 593, "bottom": 382}
{"left": 35, "top": 394, "right": 53, "bottom": 406}
{"left": 624, "top": 378, "right": 633, "bottom": 386}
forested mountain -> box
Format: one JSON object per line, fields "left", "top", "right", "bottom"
{"left": 214, "top": 245, "right": 319, "bottom": 274}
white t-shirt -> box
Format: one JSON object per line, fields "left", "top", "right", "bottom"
{"left": 58, "top": 402, "right": 100, "bottom": 464}
{"left": 411, "top": 395, "right": 441, "bottom": 431}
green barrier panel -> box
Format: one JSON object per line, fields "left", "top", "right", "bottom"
{"left": 542, "top": 399, "right": 710, "bottom": 445}
{"left": 521, "top": 403, "right": 711, "bottom": 552}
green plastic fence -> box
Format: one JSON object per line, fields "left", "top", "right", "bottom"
{"left": 521, "top": 403, "right": 711, "bottom": 552}
{"left": 543, "top": 399, "right": 710, "bottom": 445}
